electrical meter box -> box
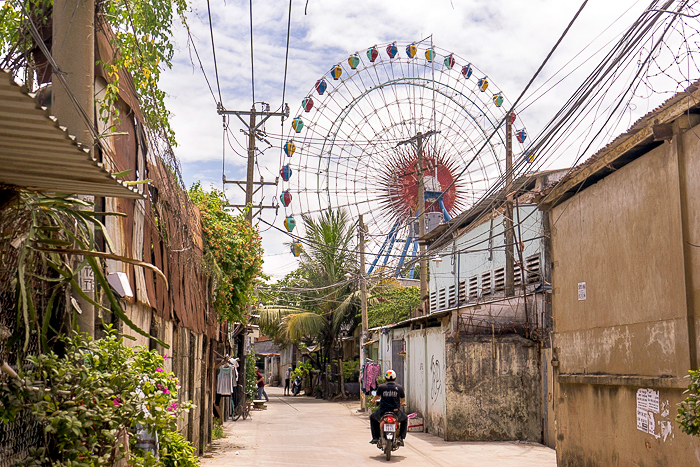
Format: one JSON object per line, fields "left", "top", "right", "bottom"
{"left": 409, "top": 212, "right": 444, "bottom": 238}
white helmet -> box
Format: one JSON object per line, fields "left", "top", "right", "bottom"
{"left": 385, "top": 369, "right": 397, "bottom": 381}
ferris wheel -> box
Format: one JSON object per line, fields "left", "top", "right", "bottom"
{"left": 279, "top": 40, "right": 528, "bottom": 277}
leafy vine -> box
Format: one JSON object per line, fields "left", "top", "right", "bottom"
{"left": 188, "top": 183, "right": 265, "bottom": 324}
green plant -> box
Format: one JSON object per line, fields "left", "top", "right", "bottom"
{"left": 342, "top": 360, "right": 360, "bottom": 383}
{"left": 367, "top": 286, "right": 419, "bottom": 328}
{"left": 212, "top": 418, "right": 225, "bottom": 440}
{"left": 678, "top": 369, "right": 700, "bottom": 436}
{"left": 5, "top": 191, "right": 166, "bottom": 357}
{"left": 160, "top": 430, "right": 199, "bottom": 467}
{"left": 0, "top": 0, "right": 187, "bottom": 147}
{"left": 0, "top": 328, "right": 193, "bottom": 466}
{"left": 245, "top": 353, "right": 257, "bottom": 399}
{"left": 188, "top": 183, "right": 264, "bottom": 324}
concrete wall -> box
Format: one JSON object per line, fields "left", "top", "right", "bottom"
{"left": 549, "top": 122, "right": 700, "bottom": 465}
{"left": 444, "top": 334, "right": 542, "bottom": 442}
{"left": 383, "top": 325, "right": 446, "bottom": 437}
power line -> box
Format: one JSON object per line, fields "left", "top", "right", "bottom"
{"left": 205, "top": 0, "right": 223, "bottom": 105}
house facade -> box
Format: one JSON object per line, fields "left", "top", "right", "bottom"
{"left": 375, "top": 170, "right": 565, "bottom": 444}
{"left": 541, "top": 84, "right": 700, "bottom": 465}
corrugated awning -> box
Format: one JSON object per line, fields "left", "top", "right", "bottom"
{"left": 0, "top": 70, "right": 143, "bottom": 199}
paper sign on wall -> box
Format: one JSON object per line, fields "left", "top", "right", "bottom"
{"left": 636, "top": 388, "right": 667, "bottom": 439}
{"left": 578, "top": 282, "right": 586, "bottom": 301}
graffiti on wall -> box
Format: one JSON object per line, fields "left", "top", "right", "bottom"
{"left": 430, "top": 355, "right": 441, "bottom": 401}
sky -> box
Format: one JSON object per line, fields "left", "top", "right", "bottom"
{"left": 159, "top": 0, "right": 692, "bottom": 281}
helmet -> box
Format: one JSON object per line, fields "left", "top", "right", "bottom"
{"left": 385, "top": 369, "right": 397, "bottom": 381}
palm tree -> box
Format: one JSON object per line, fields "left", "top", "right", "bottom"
{"left": 259, "top": 208, "right": 359, "bottom": 398}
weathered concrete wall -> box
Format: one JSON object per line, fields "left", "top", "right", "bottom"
{"left": 555, "top": 383, "right": 700, "bottom": 467}
{"left": 549, "top": 121, "right": 700, "bottom": 465}
{"left": 444, "top": 334, "right": 541, "bottom": 442}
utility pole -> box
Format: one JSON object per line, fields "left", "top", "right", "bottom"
{"left": 53, "top": 0, "right": 96, "bottom": 336}
{"left": 505, "top": 115, "right": 515, "bottom": 297}
{"left": 218, "top": 103, "right": 288, "bottom": 407}
{"left": 359, "top": 214, "right": 368, "bottom": 411}
{"left": 396, "top": 130, "right": 439, "bottom": 316}
{"left": 219, "top": 104, "right": 289, "bottom": 220}
{"left": 416, "top": 133, "right": 428, "bottom": 316}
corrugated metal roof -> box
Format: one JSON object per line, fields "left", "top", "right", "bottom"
{"left": 0, "top": 70, "right": 143, "bottom": 199}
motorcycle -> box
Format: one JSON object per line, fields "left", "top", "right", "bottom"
{"left": 376, "top": 412, "right": 402, "bottom": 460}
{"left": 291, "top": 375, "right": 302, "bottom": 396}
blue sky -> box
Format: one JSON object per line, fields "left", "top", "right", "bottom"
{"left": 160, "top": 0, "right": 687, "bottom": 280}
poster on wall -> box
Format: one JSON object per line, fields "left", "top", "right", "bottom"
{"left": 636, "top": 388, "right": 673, "bottom": 442}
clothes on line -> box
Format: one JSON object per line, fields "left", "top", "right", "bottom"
{"left": 217, "top": 364, "right": 235, "bottom": 395}
{"left": 362, "top": 362, "right": 382, "bottom": 394}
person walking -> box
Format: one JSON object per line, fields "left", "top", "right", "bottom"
{"left": 284, "top": 366, "right": 292, "bottom": 396}
{"left": 255, "top": 366, "right": 269, "bottom": 401}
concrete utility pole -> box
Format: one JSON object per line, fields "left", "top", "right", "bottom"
{"left": 416, "top": 133, "right": 428, "bottom": 315}
{"left": 359, "top": 214, "right": 368, "bottom": 411}
{"left": 53, "top": 0, "right": 96, "bottom": 336}
{"left": 219, "top": 105, "right": 289, "bottom": 220}
{"left": 396, "top": 130, "right": 439, "bottom": 315}
{"left": 505, "top": 116, "right": 515, "bottom": 297}
{"left": 217, "top": 104, "right": 287, "bottom": 406}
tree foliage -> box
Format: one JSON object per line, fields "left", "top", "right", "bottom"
{"left": 0, "top": 0, "right": 186, "bottom": 146}
{"left": 259, "top": 209, "right": 358, "bottom": 397}
{"left": 367, "top": 286, "right": 420, "bottom": 328}
{"left": 188, "top": 183, "right": 264, "bottom": 324}
{"left": 678, "top": 369, "right": 700, "bottom": 437}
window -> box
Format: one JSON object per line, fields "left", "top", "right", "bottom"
{"left": 526, "top": 254, "right": 541, "bottom": 283}
{"left": 481, "top": 271, "right": 492, "bottom": 296}
{"left": 494, "top": 267, "right": 505, "bottom": 292}
{"left": 468, "top": 276, "right": 478, "bottom": 299}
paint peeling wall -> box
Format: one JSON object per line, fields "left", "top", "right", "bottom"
{"left": 549, "top": 121, "right": 700, "bottom": 465}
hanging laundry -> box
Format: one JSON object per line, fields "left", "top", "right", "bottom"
{"left": 217, "top": 364, "right": 234, "bottom": 395}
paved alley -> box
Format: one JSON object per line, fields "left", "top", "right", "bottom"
{"left": 200, "top": 386, "right": 556, "bottom": 466}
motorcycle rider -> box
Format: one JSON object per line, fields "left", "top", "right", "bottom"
{"left": 369, "top": 369, "right": 408, "bottom": 446}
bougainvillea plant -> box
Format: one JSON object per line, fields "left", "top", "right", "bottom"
{"left": 188, "top": 182, "right": 264, "bottom": 324}
{"left": 0, "top": 328, "right": 194, "bottom": 466}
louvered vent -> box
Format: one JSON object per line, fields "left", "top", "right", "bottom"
{"left": 430, "top": 290, "right": 437, "bottom": 312}
{"left": 448, "top": 285, "right": 457, "bottom": 307}
{"left": 438, "top": 287, "right": 447, "bottom": 309}
{"left": 526, "top": 254, "right": 541, "bottom": 283}
{"left": 514, "top": 264, "right": 523, "bottom": 287}
{"left": 481, "top": 271, "right": 492, "bottom": 296}
{"left": 468, "top": 276, "right": 478, "bottom": 298}
{"left": 494, "top": 267, "right": 505, "bottom": 291}
{"left": 458, "top": 280, "right": 467, "bottom": 303}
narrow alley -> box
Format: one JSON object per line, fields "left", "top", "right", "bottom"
{"left": 201, "top": 387, "right": 556, "bottom": 466}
